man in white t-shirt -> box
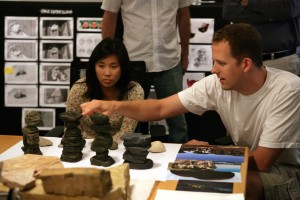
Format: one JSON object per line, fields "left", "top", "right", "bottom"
{"left": 80, "top": 23, "right": 300, "bottom": 200}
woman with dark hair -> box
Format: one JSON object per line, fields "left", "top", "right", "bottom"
{"left": 66, "top": 38, "right": 144, "bottom": 142}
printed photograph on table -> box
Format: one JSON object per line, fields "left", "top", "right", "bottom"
{"left": 166, "top": 159, "right": 242, "bottom": 182}
{"left": 189, "top": 18, "right": 214, "bottom": 44}
{"left": 77, "top": 17, "right": 102, "bottom": 32}
{"left": 39, "top": 85, "right": 69, "bottom": 108}
{"left": 40, "top": 17, "right": 74, "bottom": 39}
{"left": 39, "top": 63, "right": 70, "bottom": 84}
{"left": 176, "top": 180, "right": 233, "bottom": 193}
{"left": 5, "top": 40, "right": 38, "bottom": 61}
{"left": 40, "top": 40, "right": 73, "bottom": 62}
{"left": 188, "top": 44, "right": 212, "bottom": 71}
{"left": 183, "top": 72, "right": 205, "bottom": 89}
{"left": 76, "top": 33, "right": 102, "bottom": 57}
{"left": 5, "top": 85, "right": 38, "bottom": 107}
{"left": 5, "top": 16, "right": 38, "bottom": 39}
{"left": 4, "top": 62, "right": 38, "bottom": 84}
{"left": 22, "top": 108, "right": 56, "bottom": 131}
{"left": 164, "top": 144, "right": 245, "bottom": 183}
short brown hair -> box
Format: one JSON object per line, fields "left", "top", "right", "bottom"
{"left": 212, "top": 23, "right": 263, "bottom": 67}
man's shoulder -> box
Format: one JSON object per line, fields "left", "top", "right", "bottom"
{"left": 267, "top": 67, "right": 300, "bottom": 92}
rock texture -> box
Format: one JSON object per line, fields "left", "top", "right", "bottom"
{"left": 59, "top": 111, "right": 86, "bottom": 162}
{"left": 148, "top": 141, "right": 166, "bottom": 153}
{"left": 39, "top": 168, "right": 112, "bottom": 197}
{"left": 123, "top": 133, "right": 153, "bottom": 169}
{"left": 90, "top": 113, "right": 115, "bottom": 167}
{"left": 18, "top": 163, "right": 131, "bottom": 200}
{"left": 22, "top": 111, "right": 42, "bottom": 155}
{"left": 0, "top": 154, "right": 63, "bottom": 190}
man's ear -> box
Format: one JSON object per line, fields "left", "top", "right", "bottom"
{"left": 242, "top": 57, "right": 253, "bottom": 72}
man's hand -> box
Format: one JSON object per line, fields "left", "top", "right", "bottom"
{"left": 240, "top": 0, "right": 249, "bottom": 6}
{"left": 80, "top": 99, "right": 115, "bottom": 116}
{"left": 185, "top": 139, "right": 209, "bottom": 146}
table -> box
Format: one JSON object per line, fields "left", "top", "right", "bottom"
{"left": 0, "top": 135, "right": 22, "bottom": 154}
{"left": 0, "top": 135, "right": 248, "bottom": 200}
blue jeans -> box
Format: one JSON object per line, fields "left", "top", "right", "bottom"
{"left": 144, "top": 62, "right": 188, "bottom": 143}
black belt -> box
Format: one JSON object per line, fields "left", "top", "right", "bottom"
{"left": 262, "top": 49, "right": 295, "bottom": 61}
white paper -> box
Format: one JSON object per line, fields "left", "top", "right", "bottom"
{"left": 155, "top": 189, "right": 244, "bottom": 200}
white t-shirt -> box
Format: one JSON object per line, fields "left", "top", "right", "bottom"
{"left": 178, "top": 67, "right": 300, "bottom": 165}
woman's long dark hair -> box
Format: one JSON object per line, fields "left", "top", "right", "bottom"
{"left": 85, "top": 37, "right": 132, "bottom": 100}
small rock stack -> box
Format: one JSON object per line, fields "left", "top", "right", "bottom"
{"left": 123, "top": 133, "right": 153, "bottom": 169}
{"left": 59, "top": 111, "right": 86, "bottom": 162}
{"left": 22, "top": 111, "right": 42, "bottom": 155}
{"left": 90, "top": 113, "right": 115, "bottom": 167}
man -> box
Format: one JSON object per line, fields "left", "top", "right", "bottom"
{"left": 223, "top": 0, "right": 300, "bottom": 75}
{"left": 81, "top": 23, "right": 300, "bottom": 200}
{"left": 100, "top": 0, "right": 195, "bottom": 143}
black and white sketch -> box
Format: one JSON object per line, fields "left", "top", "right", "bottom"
{"left": 5, "top": 40, "right": 38, "bottom": 61}
{"left": 188, "top": 44, "right": 212, "bottom": 71}
{"left": 76, "top": 33, "right": 102, "bottom": 57}
{"left": 4, "top": 62, "right": 38, "bottom": 84}
{"left": 183, "top": 72, "right": 205, "bottom": 89}
{"left": 40, "top": 17, "right": 74, "bottom": 39}
{"left": 39, "top": 85, "right": 69, "bottom": 107}
{"left": 77, "top": 17, "right": 102, "bottom": 32}
{"left": 5, "top": 85, "right": 38, "bottom": 107}
{"left": 39, "top": 63, "right": 70, "bottom": 84}
{"left": 189, "top": 18, "right": 214, "bottom": 44}
{"left": 40, "top": 40, "right": 73, "bottom": 62}
{"left": 5, "top": 16, "right": 38, "bottom": 39}
{"left": 22, "top": 108, "right": 56, "bottom": 131}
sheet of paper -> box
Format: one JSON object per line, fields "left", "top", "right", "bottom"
{"left": 155, "top": 189, "right": 244, "bottom": 200}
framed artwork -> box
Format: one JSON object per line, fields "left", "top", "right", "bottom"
{"left": 76, "top": 33, "right": 102, "bottom": 57}
{"left": 189, "top": 18, "right": 215, "bottom": 44}
{"left": 40, "top": 17, "right": 74, "bottom": 39}
{"left": 77, "top": 17, "right": 102, "bottom": 32}
{"left": 188, "top": 44, "right": 212, "bottom": 72}
{"left": 5, "top": 16, "right": 38, "bottom": 39}
{"left": 39, "top": 85, "right": 69, "bottom": 107}
{"left": 5, "top": 85, "right": 38, "bottom": 107}
{"left": 40, "top": 40, "right": 73, "bottom": 62}
{"left": 39, "top": 63, "right": 71, "bottom": 84}
{"left": 22, "top": 108, "right": 56, "bottom": 131}
{"left": 183, "top": 72, "right": 205, "bottom": 89}
{"left": 4, "top": 62, "right": 38, "bottom": 84}
{"left": 5, "top": 40, "right": 38, "bottom": 61}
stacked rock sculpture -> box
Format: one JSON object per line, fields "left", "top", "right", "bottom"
{"left": 123, "top": 133, "right": 153, "bottom": 169}
{"left": 90, "top": 113, "right": 115, "bottom": 167}
{"left": 60, "top": 111, "right": 86, "bottom": 162}
{"left": 21, "top": 110, "right": 42, "bottom": 155}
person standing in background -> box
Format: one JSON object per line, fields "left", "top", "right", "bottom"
{"left": 222, "top": 0, "right": 300, "bottom": 76}
{"left": 100, "top": 0, "right": 194, "bottom": 143}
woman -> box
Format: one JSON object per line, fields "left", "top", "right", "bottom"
{"left": 66, "top": 38, "right": 144, "bottom": 142}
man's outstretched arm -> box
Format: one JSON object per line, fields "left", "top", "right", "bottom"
{"left": 80, "top": 94, "right": 189, "bottom": 122}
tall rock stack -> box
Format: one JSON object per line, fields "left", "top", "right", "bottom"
{"left": 90, "top": 113, "right": 115, "bottom": 167}
{"left": 22, "top": 111, "right": 42, "bottom": 155}
{"left": 59, "top": 111, "right": 86, "bottom": 162}
{"left": 123, "top": 133, "right": 153, "bottom": 169}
